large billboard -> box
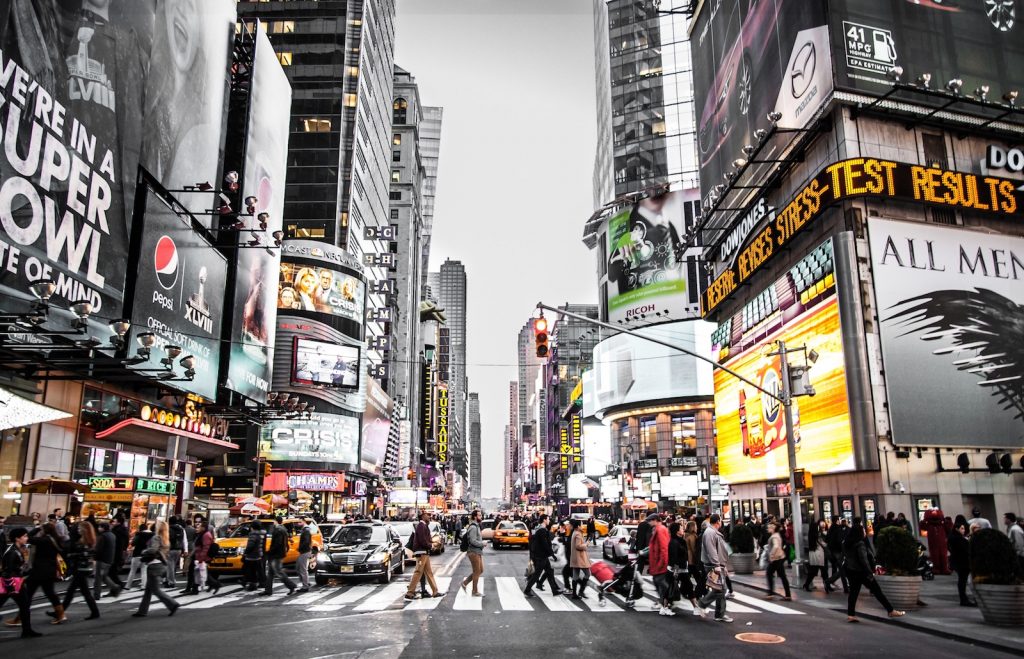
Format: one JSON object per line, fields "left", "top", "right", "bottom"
{"left": 361, "top": 378, "right": 393, "bottom": 476}
{"left": 259, "top": 412, "right": 360, "bottom": 466}
{"left": 713, "top": 238, "right": 855, "bottom": 484}
{"left": 129, "top": 186, "right": 227, "bottom": 400}
{"left": 605, "top": 189, "right": 700, "bottom": 324}
{"left": 0, "top": 0, "right": 156, "bottom": 333}
{"left": 829, "top": 0, "right": 1024, "bottom": 99}
{"left": 868, "top": 219, "right": 1024, "bottom": 447}
{"left": 278, "top": 261, "right": 365, "bottom": 324}
{"left": 226, "top": 22, "right": 292, "bottom": 403}
{"left": 692, "top": 0, "right": 831, "bottom": 206}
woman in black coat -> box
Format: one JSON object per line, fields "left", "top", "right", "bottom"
{"left": 24, "top": 524, "right": 65, "bottom": 617}
{"left": 843, "top": 518, "right": 905, "bottom": 623}
{"left": 668, "top": 522, "right": 699, "bottom": 612}
{"left": 1, "top": 528, "right": 40, "bottom": 637}
{"left": 948, "top": 516, "right": 975, "bottom": 607}
{"left": 49, "top": 521, "right": 100, "bottom": 623}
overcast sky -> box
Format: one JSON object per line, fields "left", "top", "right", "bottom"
{"left": 394, "top": 0, "right": 598, "bottom": 500}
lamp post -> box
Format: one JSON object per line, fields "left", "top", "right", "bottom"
{"left": 777, "top": 340, "right": 804, "bottom": 581}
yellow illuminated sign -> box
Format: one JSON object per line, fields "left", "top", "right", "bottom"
{"left": 560, "top": 426, "right": 570, "bottom": 470}
{"left": 436, "top": 385, "right": 449, "bottom": 464}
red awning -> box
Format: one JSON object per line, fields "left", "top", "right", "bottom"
{"left": 95, "top": 418, "right": 239, "bottom": 459}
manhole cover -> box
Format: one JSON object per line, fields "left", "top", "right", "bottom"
{"left": 735, "top": 633, "right": 786, "bottom": 644}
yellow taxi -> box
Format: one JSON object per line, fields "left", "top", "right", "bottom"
{"left": 570, "top": 513, "right": 608, "bottom": 537}
{"left": 492, "top": 520, "right": 530, "bottom": 549}
{"left": 208, "top": 518, "right": 323, "bottom": 573}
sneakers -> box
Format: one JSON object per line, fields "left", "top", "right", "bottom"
{"left": 715, "top": 615, "right": 734, "bottom": 623}
{"left": 888, "top": 610, "right": 906, "bottom": 618}
{"left": 692, "top": 606, "right": 704, "bottom": 617}
{"left": 725, "top": 591, "right": 736, "bottom": 600}
{"left": 659, "top": 607, "right": 676, "bottom": 616}
{"left": 650, "top": 600, "right": 661, "bottom": 610}
{"left": 404, "top": 593, "right": 421, "bottom": 601}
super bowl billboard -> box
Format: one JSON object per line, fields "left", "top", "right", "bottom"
{"left": 712, "top": 238, "right": 855, "bottom": 484}
{"left": 868, "top": 219, "right": 1024, "bottom": 447}
{"left": 692, "top": 0, "right": 831, "bottom": 207}
{"left": 225, "top": 22, "right": 292, "bottom": 402}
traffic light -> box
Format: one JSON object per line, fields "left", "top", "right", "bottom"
{"left": 534, "top": 316, "right": 549, "bottom": 358}
{"left": 262, "top": 461, "right": 272, "bottom": 479}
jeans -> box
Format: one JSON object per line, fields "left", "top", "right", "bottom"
{"left": 697, "top": 566, "right": 727, "bottom": 618}
{"left": 264, "top": 558, "right": 296, "bottom": 594}
{"left": 0, "top": 587, "right": 34, "bottom": 635}
{"left": 137, "top": 564, "right": 178, "bottom": 614}
{"left": 166, "top": 550, "right": 181, "bottom": 587}
{"left": 62, "top": 569, "right": 99, "bottom": 616}
{"left": 767, "top": 559, "right": 791, "bottom": 597}
{"left": 847, "top": 570, "right": 894, "bottom": 616}
{"left": 955, "top": 568, "right": 971, "bottom": 604}
{"left": 524, "top": 557, "right": 559, "bottom": 593}
{"left": 407, "top": 554, "right": 437, "bottom": 596}
{"left": 296, "top": 552, "right": 311, "bottom": 589}
{"left": 652, "top": 572, "right": 673, "bottom": 605}
{"left": 676, "top": 569, "right": 696, "bottom": 600}
{"left": 126, "top": 556, "right": 148, "bottom": 590}
{"left": 464, "top": 553, "right": 483, "bottom": 594}
{"left": 827, "top": 552, "right": 849, "bottom": 590}
{"left": 93, "top": 561, "right": 121, "bottom": 598}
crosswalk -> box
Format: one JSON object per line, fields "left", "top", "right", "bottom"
{"left": 0, "top": 574, "right": 804, "bottom": 619}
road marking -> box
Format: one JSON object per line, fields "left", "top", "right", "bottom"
{"left": 286, "top": 589, "right": 332, "bottom": 606}
{"left": 354, "top": 582, "right": 407, "bottom": 611}
{"left": 439, "top": 552, "right": 465, "bottom": 577}
{"left": 731, "top": 592, "right": 804, "bottom": 615}
{"left": 404, "top": 577, "right": 453, "bottom": 610}
{"left": 576, "top": 592, "right": 624, "bottom": 612}
{"left": 534, "top": 584, "right": 580, "bottom": 611}
{"left": 187, "top": 594, "right": 243, "bottom": 609}
{"left": 495, "top": 577, "right": 533, "bottom": 611}
{"left": 452, "top": 581, "right": 484, "bottom": 610}
{"left": 306, "top": 585, "right": 377, "bottom": 612}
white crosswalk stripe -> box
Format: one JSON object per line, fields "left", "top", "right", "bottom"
{"left": 404, "top": 577, "right": 452, "bottom": 610}
{"left": 495, "top": 577, "right": 533, "bottom": 611}
{"left": 306, "top": 584, "right": 378, "bottom": 612}
{"left": 534, "top": 584, "right": 581, "bottom": 611}
{"left": 731, "top": 591, "right": 804, "bottom": 614}
{"left": 353, "top": 582, "right": 407, "bottom": 611}
{"left": 452, "top": 581, "right": 485, "bottom": 610}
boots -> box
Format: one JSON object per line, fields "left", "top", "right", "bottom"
{"left": 4, "top": 614, "right": 20, "bottom": 626}
{"left": 50, "top": 605, "right": 67, "bottom": 625}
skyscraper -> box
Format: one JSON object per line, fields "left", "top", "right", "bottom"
{"left": 468, "top": 392, "right": 481, "bottom": 501}
{"left": 431, "top": 260, "right": 468, "bottom": 479}
{"left": 419, "top": 106, "right": 443, "bottom": 298}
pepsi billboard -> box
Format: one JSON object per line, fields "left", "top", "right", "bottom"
{"left": 129, "top": 184, "right": 227, "bottom": 400}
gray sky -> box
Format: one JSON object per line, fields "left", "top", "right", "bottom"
{"left": 395, "top": 0, "right": 598, "bottom": 499}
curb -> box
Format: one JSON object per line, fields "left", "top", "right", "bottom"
{"left": 730, "top": 575, "right": 1022, "bottom": 657}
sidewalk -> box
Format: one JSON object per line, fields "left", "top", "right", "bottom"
{"left": 729, "top": 568, "right": 1023, "bottom": 654}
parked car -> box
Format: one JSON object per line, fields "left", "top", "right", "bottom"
{"left": 492, "top": 521, "right": 529, "bottom": 549}
{"left": 315, "top": 523, "right": 405, "bottom": 585}
{"left": 602, "top": 525, "right": 638, "bottom": 563}
{"left": 389, "top": 521, "right": 417, "bottom": 563}
{"left": 480, "top": 518, "right": 497, "bottom": 541}
{"left": 569, "top": 513, "right": 609, "bottom": 538}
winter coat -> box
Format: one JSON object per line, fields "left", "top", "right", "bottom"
{"left": 647, "top": 525, "right": 670, "bottom": 576}
{"left": 700, "top": 526, "right": 729, "bottom": 569}
{"left": 411, "top": 521, "right": 432, "bottom": 555}
{"left": 842, "top": 527, "right": 875, "bottom": 575}
{"left": 769, "top": 533, "right": 786, "bottom": 562}
{"left": 529, "top": 526, "right": 555, "bottom": 561}
{"left": 243, "top": 529, "right": 267, "bottom": 561}
{"left": 569, "top": 529, "right": 591, "bottom": 569}
{"left": 267, "top": 525, "right": 289, "bottom": 559}
{"left": 193, "top": 530, "right": 215, "bottom": 563}
{"left": 94, "top": 530, "right": 116, "bottom": 565}
{"left": 948, "top": 531, "right": 970, "bottom": 573}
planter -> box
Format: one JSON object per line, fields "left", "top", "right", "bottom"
{"left": 973, "top": 583, "right": 1024, "bottom": 626}
{"left": 730, "top": 552, "right": 756, "bottom": 574}
{"left": 874, "top": 574, "right": 921, "bottom": 610}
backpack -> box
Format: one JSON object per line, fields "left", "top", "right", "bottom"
{"left": 205, "top": 531, "right": 222, "bottom": 559}
{"left": 459, "top": 527, "right": 471, "bottom": 552}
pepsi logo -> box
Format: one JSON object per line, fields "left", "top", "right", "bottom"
{"left": 155, "top": 236, "right": 179, "bottom": 290}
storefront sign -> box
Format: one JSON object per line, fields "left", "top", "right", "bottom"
{"left": 287, "top": 472, "right": 344, "bottom": 492}
{"left": 570, "top": 414, "right": 582, "bottom": 464}
{"left": 139, "top": 402, "right": 229, "bottom": 440}
{"left": 88, "top": 477, "right": 135, "bottom": 492}
{"left": 136, "top": 478, "right": 177, "bottom": 495}
{"left": 436, "top": 385, "right": 449, "bottom": 464}
{"left": 986, "top": 145, "right": 1024, "bottom": 173}
{"left": 669, "top": 456, "right": 698, "bottom": 468}
{"left": 636, "top": 458, "right": 659, "bottom": 470}
{"left": 83, "top": 492, "right": 134, "bottom": 503}
{"left": 559, "top": 426, "right": 570, "bottom": 470}
{"left": 703, "top": 158, "right": 1024, "bottom": 315}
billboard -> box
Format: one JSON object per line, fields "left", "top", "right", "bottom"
{"left": 129, "top": 187, "right": 227, "bottom": 400}
{"left": 868, "top": 219, "right": 1024, "bottom": 447}
{"left": 140, "top": 0, "right": 235, "bottom": 223}
{"left": 435, "top": 384, "right": 449, "bottom": 464}
{"left": 829, "top": 0, "right": 1024, "bottom": 99}
{"left": 292, "top": 338, "right": 360, "bottom": 389}
{"left": 590, "top": 320, "right": 714, "bottom": 415}
{"left": 278, "top": 261, "right": 365, "bottom": 324}
{"left": 361, "top": 378, "right": 393, "bottom": 475}
{"left": 259, "top": 412, "right": 359, "bottom": 465}
{"left": 692, "top": 0, "right": 831, "bottom": 206}
{"left": 605, "top": 189, "right": 700, "bottom": 324}
{"left": 713, "top": 238, "right": 855, "bottom": 484}
{"left": 0, "top": 0, "right": 157, "bottom": 333}
{"left": 226, "top": 22, "right": 292, "bottom": 402}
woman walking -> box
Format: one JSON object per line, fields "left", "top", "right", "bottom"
{"left": 133, "top": 521, "right": 180, "bottom": 617}
{"left": 193, "top": 519, "right": 222, "bottom": 594}
{"left": 844, "top": 517, "right": 905, "bottom": 622}
{"left": 669, "top": 522, "right": 700, "bottom": 615}
{"left": 803, "top": 519, "right": 834, "bottom": 593}
{"left": 50, "top": 521, "right": 101, "bottom": 623}
{"left": 948, "top": 516, "right": 975, "bottom": 607}
{"left": 1, "top": 528, "right": 40, "bottom": 638}
{"left": 568, "top": 519, "right": 592, "bottom": 599}
{"left": 21, "top": 524, "right": 66, "bottom": 625}
{"left": 764, "top": 521, "right": 792, "bottom": 600}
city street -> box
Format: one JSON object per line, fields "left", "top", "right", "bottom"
{"left": 0, "top": 543, "right": 1007, "bottom": 658}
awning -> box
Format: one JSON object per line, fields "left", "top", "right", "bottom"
{"left": 0, "top": 386, "right": 72, "bottom": 431}
{"left": 95, "top": 418, "right": 239, "bottom": 459}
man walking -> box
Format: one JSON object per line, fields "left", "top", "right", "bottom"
{"left": 696, "top": 514, "right": 732, "bottom": 623}
{"left": 295, "top": 518, "right": 313, "bottom": 593}
{"left": 405, "top": 512, "right": 443, "bottom": 600}
{"left": 166, "top": 517, "right": 186, "bottom": 588}
{"left": 827, "top": 516, "right": 849, "bottom": 592}
{"left": 587, "top": 517, "right": 597, "bottom": 546}
{"left": 523, "top": 514, "right": 563, "bottom": 597}
{"left": 93, "top": 522, "right": 122, "bottom": 599}
{"left": 460, "top": 509, "right": 485, "bottom": 597}
{"left": 1005, "top": 513, "right": 1024, "bottom": 573}
{"left": 110, "top": 514, "right": 129, "bottom": 588}
{"left": 262, "top": 517, "right": 296, "bottom": 596}
{"left": 647, "top": 514, "right": 674, "bottom": 616}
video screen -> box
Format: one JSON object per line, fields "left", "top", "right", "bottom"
{"left": 278, "top": 261, "right": 365, "bottom": 324}
{"left": 292, "top": 338, "right": 360, "bottom": 389}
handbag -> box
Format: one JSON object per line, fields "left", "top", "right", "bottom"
{"left": 706, "top": 567, "right": 725, "bottom": 592}
{"left": 0, "top": 576, "right": 24, "bottom": 595}
{"left": 525, "top": 559, "right": 535, "bottom": 578}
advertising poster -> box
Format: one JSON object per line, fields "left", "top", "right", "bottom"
{"left": 868, "top": 219, "right": 1024, "bottom": 447}
{"left": 0, "top": 0, "right": 156, "bottom": 332}
{"left": 829, "top": 0, "right": 1024, "bottom": 98}
{"left": 361, "top": 378, "right": 393, "bottom": 475}
{"left": 691, "top": 1, "right": 830, "bottom": 206}
{"left": 129, "top": 187, "right": 227, "bottom": 400}
{"left": 278, "top": 261, "right": 365, "bottom": 324}
{"left": 226, "top": 22, "right": 292, "bottom": 402}
{"left": 712, "top": 239, "right": 854, "bottom": 483}
{"left": 259, "top": 412, "right": 359, "bottom": 465}
{"left": 273, "top": 317, "right": 365, "bottom": 414}
{"left": 292, "top": 338, "right": 359, "bottom": 389}
{"left": 140, "top": 0, "right": 235, "bottom": 223}
{"left": 605, "top": 190, "right": 699, "bottom": 324}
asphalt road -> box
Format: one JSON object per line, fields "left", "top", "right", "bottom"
{"left": 0, "top": 541, "right": 1011, "bottom": 658}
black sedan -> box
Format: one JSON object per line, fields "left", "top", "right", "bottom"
{"left": 315, "top": 523, "right": 406, "bottom": 585}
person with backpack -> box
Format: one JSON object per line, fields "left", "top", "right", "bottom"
{"left": 242, "top": 520, "right": 267, "bottom": 591}
{"left": 405, "top": 512, "right": 443, "bottom": 600}
{"left": 193, "top": 518, "right": 222, "bottom": 595}
{"left": 460, "top": 509, "right": 485, "bottom": 597}
{"left": 261, "top": 517, "right": 296, "bottom": 596}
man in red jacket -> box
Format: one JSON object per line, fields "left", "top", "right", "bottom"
{"left": 646, "top": 514, "right": 674, "bottom": 616}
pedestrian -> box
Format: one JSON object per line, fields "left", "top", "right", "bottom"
{"left": 633, "top": 514, "right": 653, "bottom": 575}
{"left": 948, "top": 516, "right": 975, "bottom": 607}
{"left": 669, "top": 521, "right": 700, "bottom": 615}
{"left": 1, "top": 528, "right": 40, "bottom": 638}
{"left": 48, "top": 521, "right": 100, "bottom": 623}
{"left": 110, "top": 514, "right": 129, "bottom": 588}
{"left": 587, "top": 516, "right": 597, "bottom": 546}
{"left": 647, "top": 514, "right": 674, "bottom": 616}
{"left": 49, "top": 512, "right": 69, "bottom": 544}
{"left": 453, "top": 515, "right": 463, "bottom": 546}
{"left": 684, "top": 520, "right": 705, "bottom": 597}
{"left": 262, "top": 516, "right": 296, "bottom": 596}
{"left": 695, "top": 514, "right": 732, "bottom": 623}
{"left": 19, "top": 524, "right": 65, "bottom": 631}
{"left": 296, "top": 518, "right": 313, "bottom": 593}
{"left": 460, "top": 509, "right": 485, "bottom": 597}
{"left": 167, "top": 516, "right": 186, "bottom": 588}
{"left": 125, "top": 522, "right": 154, "bottom": 591}
{"left": 803, "top": 519, "right": 833, "bottom": 593}
{"left": 193, "top": 518, "right": 222, "bottom": 595}
{"left": 1004, "top": 513, "right": 1024, "bottom": 573}
{"left": 242, "top": 520, "right": 267, "bottom": 591}
{"left": 967, "top": 507, "right": 992, "bottom": 530}
{"left": 826, "top": 516, "right": 850, "bottom": 592}
{"left": 559, "top": 520, "right": 573, "bottom": 591}
{"left": 132, "top": 521, "right": 179, "bottom": 617}
{"left": 764, "top": 521, "right": 792, "bottom": 600}
{"left": 92, "top": 522, "right": 122, "bottom": 599}
{"left": 895, "top": 513, "right": 912, "bottom": 533}
{"left": 523, "top": 514, "right": 563, "bottom": 597}
{"left": 844, "top": 517, "right": 905, "bottom": 622}
{"left": 405, "top": 512, "right": 443, "bottom": 600}
{"left": 568, "top": 518, "right": 592, "bottom": 599}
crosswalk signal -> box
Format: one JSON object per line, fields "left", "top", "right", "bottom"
{"left": 534, "top": 316, "right": 549, "bottom": 358}
{"left": 262, "top": 461, "right": 272, "bottom": 479}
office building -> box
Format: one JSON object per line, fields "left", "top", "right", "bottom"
{"left": 468, "top": 392, "right": 481, "bottom": 502}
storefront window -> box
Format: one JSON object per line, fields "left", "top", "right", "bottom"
{"left": 617, "top": 420, "right": 630, "bottom": 459}
{"left": 639, "top": 417, "right": 657, "bottom": 459}
{"left": 0, "top": 427, "right": 29, "bottom": 516}
{"left": 671, "top": 414, "right": 696, "bottom": 457}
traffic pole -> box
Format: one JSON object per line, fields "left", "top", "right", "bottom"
{"left": 778, "top": 340, "right": 804, "bottom": 582}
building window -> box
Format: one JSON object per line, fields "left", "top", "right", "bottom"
{"left": 393, "top": 133, "right": 401, "bottom": 146}
{"left": 347, "top": 66, "right": 359, "bottom": 78}
{"left": 344, "top": 93, "right": 357, "bottom": 108}
{"left": 276, "top": 52, "right": 293, "bottom": 66}
{"left": 393, "top": 98, "right": 408, "bottom": 124}
{"left": 392, "top": 150, "right": 401, "bottom": 162}
{"left": 391, "top": 170, "right": 400, "bottom": 183}
{"left": 389, "top": 190, "right": 401, "bottom": 200}
{"left": 270, "top": 20, "right": 295, "bottom": 34}
{"left": 390, "top": 208, "right": 399, "bottom": 219}
{"left": 639, "top": 417, "right": 657, "bottom": 459}
{"left": 671, "top": 415, "right": 696, "bottom": 457}
{"left": 302, "top": 118, "right": 332, "bottom": 133}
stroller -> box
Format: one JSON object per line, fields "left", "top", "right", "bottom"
{"left": 592, "top": 556, "right": 644, "bottom": 608}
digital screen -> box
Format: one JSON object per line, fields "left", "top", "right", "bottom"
{"left": 292, "top": 338, "right": 360, "bottom": 389}
{"left": 278, "top": 261, "right": 365, "bottom": 323}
